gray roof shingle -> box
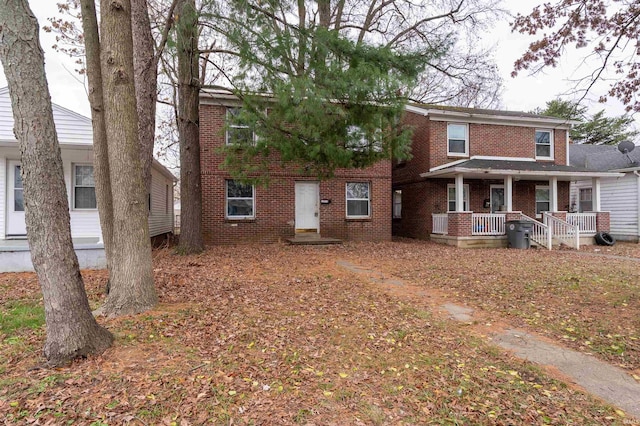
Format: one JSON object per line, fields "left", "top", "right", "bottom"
{"left": 569, "top": 144, "right": 640, "bottom": 171}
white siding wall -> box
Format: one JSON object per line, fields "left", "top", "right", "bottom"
{"left": 0, "top": 88, "right": 92, "bottom": 145}
{"left": 601, "top": 174, "right": 639, "bottom": 239}
{"left": 571, "top": 174, "right": 640, "bottom": 240}
{"left": 0, "top": 154, "right": 5, "bottom": 239}
{"left": 148, "top": 166, "right": 174, "bottom": 237}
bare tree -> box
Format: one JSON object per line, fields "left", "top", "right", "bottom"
{"left": 0, "top": 0, "right": 113, "bottom": 365}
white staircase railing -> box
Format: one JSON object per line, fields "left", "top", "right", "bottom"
{"left": 472, "top": 213, "right": 506, "bottom": 236}
{"left": 566, "top": 213, "right": 596, "bottom": 234}
{"left": 519, "top": 213, "right": 551, "bottom": 250}
{"left": 432, "top": 213, "right": 448, "bottom": 235}
{"left": 543, "top": 213, "right": 580, "bottom": 249}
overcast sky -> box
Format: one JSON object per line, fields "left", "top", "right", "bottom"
{"left": 0, "top": 0, "right": 633, "bottom": 125}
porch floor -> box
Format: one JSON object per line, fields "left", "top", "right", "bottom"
{"left": 287, "top": 233, "right": 342, "bottom": 245}
{"left": 0, "top": 237, "right": 103, "bottom": 252}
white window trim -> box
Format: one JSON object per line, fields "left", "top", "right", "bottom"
{"left": 346, "top": 182, "right": 371, "bottom": 219}
{"left": 225, "top": 180, "right": 255, "bottom": 219}
{"left": 535, "top": 185, "right": 550, "bottom": 218}
{"left": 225, "top": 107, "right": 255, "bottom": 146}
{"left": 447, "top": 123, "right": 469, "bottom": 157}
{"left": 72, "top": 163, "right": 97, "bottom": 211}
{"left": 535, "top": 129, "right": 554, "bottom": 160}
{"left": 447, "top": 184, "right": 470, "bottom": 212}
{"left": 393, "top": 189, "right": 402, "bottom": 219}
{"left": 579, "top": 187, "right": 593, "bottom": 213}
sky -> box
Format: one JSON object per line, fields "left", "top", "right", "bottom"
{"left": 0, "top": 0, "right": 633, "bottom": 125}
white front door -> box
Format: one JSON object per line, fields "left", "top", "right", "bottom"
{"left": 490, "top": 185, "right": 505, "bottom": 213}
{"left": 295, "top": 182, "right": 319, "bottom": 232}
{"left": 6, "top": 160, "right": 26, "bottom": 237}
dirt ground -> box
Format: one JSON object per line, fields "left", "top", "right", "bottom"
{"left": 1, "top": 239, "right": 638, "bottom": 425}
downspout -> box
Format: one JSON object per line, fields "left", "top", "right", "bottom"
{"left": 635, "top": 171, "right": 640, "bottom": 240}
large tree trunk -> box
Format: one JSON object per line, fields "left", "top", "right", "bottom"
{"left": 0, "top": 0, "right": 113, "bottom": 366}
{"left": 98, "top": 0, "right": 157, "bottom": 315}
{"left": 79, "top": 0, "right": 115, "bottom": 278}
{"left": 131, "top": 0, "right": 156, "bottom": 195}
{"left": 176, "top": 0, "right": 204, "bottom": 254}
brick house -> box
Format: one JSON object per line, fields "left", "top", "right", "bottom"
{"left": 199, "top": 90, "right": 391, "bottom": 244}
{"left": 393, "top": 104, "right": 621, "bottom": 249}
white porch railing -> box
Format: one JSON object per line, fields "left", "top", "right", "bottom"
{"left": 544, "top": 212, "right": 580, "bottom": 249}
{"left": 472, "top": 213, "right": 505, "bottom": 236}
{"left": 519, "top": 213, "right": 551, "bottom": 249}
{"left": 566, "top": 213, "right": 596, "bottom": 234}
{"left": 432, "top": 213, "right": 448, "bottom": 235}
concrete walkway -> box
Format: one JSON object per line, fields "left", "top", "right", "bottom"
{"left": 337, "top": 259, "right": 640, "bottom": 420}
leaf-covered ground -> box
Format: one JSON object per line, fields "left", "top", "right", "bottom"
{"left": 0, "top": 240, "right": 638, "bottom": 425}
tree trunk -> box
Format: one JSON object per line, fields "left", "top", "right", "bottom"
{"left": 176, "top": 0, "right": 204, "bottom": 254}
{"left": 79, "top": 0, "right": 115, "bottom": 280}
{"left": 98, "top": 0, "right": 157, "bottom": 314}
{"left": 0, "top": 0, "right": 113, "bottom": 366}
{"left": 131, "top": 0, "right": 156, "bottom": 195}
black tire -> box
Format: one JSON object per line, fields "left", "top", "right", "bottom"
{"left": 595, "top": 232, "right": 615, "bottom": 246}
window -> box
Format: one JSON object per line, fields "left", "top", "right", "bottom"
{"left": 393, "top": 189, "right": 402, "bottom": 218}
{"left": 346, "top": 182, "right": 370, "bottom": 218}
{"left": 226, "top": 107, "right": 255, "bottom": 145}
{"left": 535, "top": 129, "right": 553, "bottom": 159}
{"left": 447, "top": 123, "right": 468, "bottom": 156}
{"left": 13, "top": 165, "right": 24, "bottom": 212}
{"left": 226, "top": 180, "right": 255, "bottom": 219}
{"left": 73, "top": 165, "right": 96, "bottom": 209}
{"left": 535, "top": 186, "right": 550, "bottom": 217}
{"left": 579, "top": 188, "right": 593, "bottom": 213}
{"left": 447, "top": 184, "right": 469, "bottom": 212}
{"left": 346, "top": 125, "right": 382, "bottom": 152}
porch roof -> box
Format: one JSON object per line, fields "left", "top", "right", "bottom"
{"left": 420, "top": 159, "right": 624, "bottom": 181}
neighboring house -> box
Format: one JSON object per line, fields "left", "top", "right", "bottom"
{"left": 393, "top": 104, "right": 622, "bottom": 248}
{"left": 0, "top": 87, "right": 176, "bottom": 272}
{"left": 570, "top": 144, "right": 640, "bottom": 242}
{"left": 199, "top": 90, "right": 391, "bottom": 244}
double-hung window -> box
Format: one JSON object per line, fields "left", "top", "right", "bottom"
{"left": 346, "top": 182, "right": 370, "bottom": 218}
{"left": 393, "top": 189, "right": 402, "bottom": 218}
{"left": 535, "top": 185, "right": 550, "bottom": 217}
{"left": 447, "top": 184, "right": 469, "bottom": 212}
{"left": 579, "top": 188, "right": 593, "bottom": 212}
{"left": 447, "top": 123, "right": 468, "bottom": 156}
{"left": 226, "top": 180, "right": 255, "bottom": 219}
{"left": 226, "top": 107, "right": 255, "bottom": 145}
{"left": 73, "top": 164, "right": 97, "bottom": 209}
{"left": 535, "top": 129, "right": 553, "bottom": 159}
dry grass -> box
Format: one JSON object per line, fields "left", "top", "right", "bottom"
{"left": 0, "top": 241, "right": 638, "bottom": 425}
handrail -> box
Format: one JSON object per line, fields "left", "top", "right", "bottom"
{"left": 543, "top": 212, "right": 580, "bottom": 249}
{"left": 432, "top": 213, "right": 448, "bottom": 235}
{"left": 566, "top": 213, "right": 596, "bottom": 234}
{"left": 519, "top": 213, "right": 551, "bottom": 249}
{"left": 472, "top": 213, "right": 505, "bottom": 236}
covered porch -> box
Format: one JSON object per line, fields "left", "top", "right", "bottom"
{"left": 421, "top": 159, "right": 622, "bottom": 249}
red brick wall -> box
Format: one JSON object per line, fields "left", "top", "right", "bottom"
{"left": 393, "top": 111, "right": 430, "bottom": 185}
{"left": 200, "top": 103, "right": 392, "bottom": 244}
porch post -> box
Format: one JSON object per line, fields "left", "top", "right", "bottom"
{"left": 455, "top": 173, "right": 464, "bottom": 212}
{"left": 550, "top": 176, "right": 558, "bottom": 212}
{"left": 592, "top": 177, "right": 601, "bottom": 212}
{"left": 504, "top": 175, "right": 513, "bottom": 211}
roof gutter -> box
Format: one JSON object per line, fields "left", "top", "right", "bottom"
{"left": 420, "top": 167, "right": 624, "bottom": 179}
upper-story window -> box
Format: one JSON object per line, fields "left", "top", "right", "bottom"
{"left": 73, "top": 164, "right": 97, "bottom": 209}
{"left": 226, "top": 107, "right": 255, "bottom": 145}
{"left": 447, "top": 123, "right": 468, "bottom": 157}
{"left": 535, "top": 129, "right": 553, "bottom": 159}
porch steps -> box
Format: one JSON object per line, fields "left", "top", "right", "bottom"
{"left": 287, "top": 233, "right": 343, "bottom": 245}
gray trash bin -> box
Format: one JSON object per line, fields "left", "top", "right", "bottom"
{"left": 506, "top": 220, "right": 533, "bottom": 249}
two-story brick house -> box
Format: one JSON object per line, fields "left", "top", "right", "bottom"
{"left": 393, "top": 104, "right": 621, "bottom": 248}
{"left": 199, "top": 90, "right": 391, "bottom": 244}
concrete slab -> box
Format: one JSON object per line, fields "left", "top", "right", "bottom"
{"left": 442, "top": 303, "right": 474, "bottom": 322}
{"left": 493, "top": 328, "right": 640, "bottom": 419}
